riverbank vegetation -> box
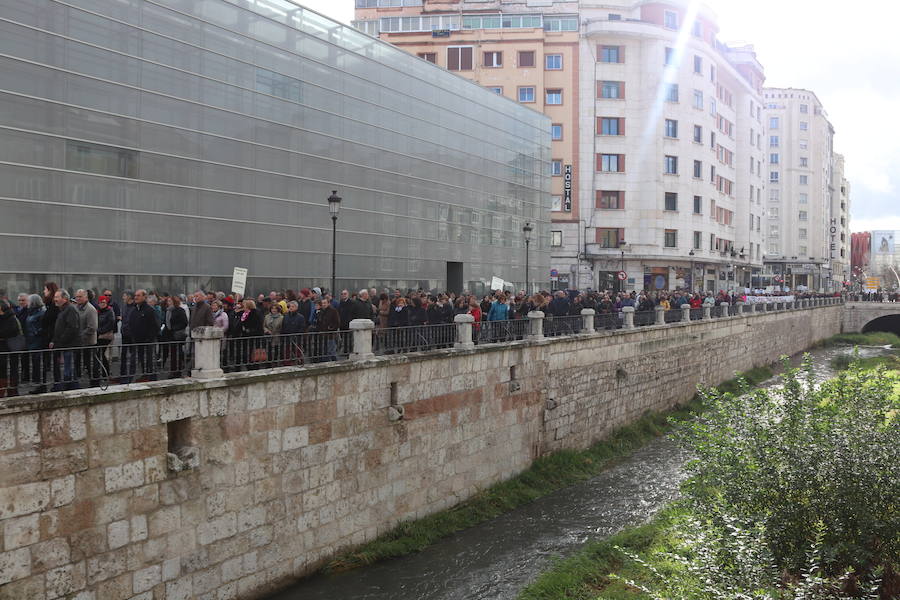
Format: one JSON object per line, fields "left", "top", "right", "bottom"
{"left": 823, "top": 331, "right": 900, "bottom": 347}
{"left": 322, "top": 367, "right": 773, "bottom": 573}
{"left": 519, "top": 358, "right": 900, "bottom": 600}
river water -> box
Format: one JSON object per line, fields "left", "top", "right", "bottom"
{"left": 269, "top": 345, "right": 891, "bottom": 600}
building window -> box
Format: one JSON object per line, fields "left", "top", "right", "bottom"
{"left": 598, "top": 117, "right": 623, "bottom": 135}
{"left": 518, "top": 86, "right": 535, "bottom": 102}
{"left": 770, "top": 153, "right": 779, "bottom": 164}
{"left": 596, "top": 228, "right": 623, "bottom": 248}
{"left": 599, "top": 45, "right": 623, "bottom": 63}
{"left": 597, "top": 190, "right": 623, "bottom": 209}
{"left": 545, "top": 54, "right": 562, "bottom": 70}
{"left": 799, "top": 121, "right": 808, "bottom": 130}
{"left": 599, "top": 81, "right": 624, "bottom": 99}
{"left": 255, "top": 68, "right": 302, "bottom": 102}
{"left": 545, "top": 89, "right": 563, "bottom": 105}
{"left": 551, "top": 159, "right": 562, "bottom": 176}
{"left": 710, "top": 64, "right": 716, "bottom": 83}
{"left": 693, "top": 160, "right": 702, "bottom": 178}
{"left": 770, "top": 188, "right": 780, "bottom": 202}
{"left": 693, "top": 89, "right": 703, "bottom": 109}
{"left": 486, "top": 86, "right": 502, "bottom": 95}
{"left": 664, "top": 119, "right": 678, "bottom": 138}
{"left": 769, "top": 116, "right": 780, "bottom": 129}
{"left": 693, "top": 230, "right": 702, "bottom": 249}
{"left": 768, "top": 207, "right": 779, "bottom": 217}
{"left": 770, "top": 171, "right": 779, "bottom": 183}
{"left": 483, "top": 51, "right": 502, "bottom": 67}
{"left": 666, "top": 84, "right": 679, "bottom": 102}
{"left": 551, "top": 231, "right": 563, "bottom": 247}
{"left": 518, "top": 50, "right": 535, "bottom": 67}
{"left": 799, "top": 193, "right": 808, "bottom": 204}
{"left": 447, "top": 46, "right": 474, "bottom": 70}
{"left": 799, "top": 175, "right": 808, "bottom": 185}
{"left": 551, "top": 124, "right": 563, "bottom": 140}
{"left": 664, "top": 229, "right": 678, "bottom": 248}
{"left": 65, "top": 140, "right": 138, "bottom": 178}
{"left": 800, "top": 103, "right": 809, "bottom": 113}
{"left": 799, "top": 228, "right": 808, "bottom": 239}
{"left": 597, "top": 153, "right": 625, "bottom": 172}
{"left": 693, "top": 195, "right": 702, "bottom": 214}
{"left": 693, "top": 55, "right": 702, "bottom": 73}
{"left": 664, "top": 192, "right": 678, "bottom": 211}
{"left": 664, "top": 10, "right": 678, "bottom": 29}
{"left": 799, "top": 245, "right": 807, "bottom": 255}
{"left": 417, "top": 52, "right": 436, "bottom": 63}
{"left": 665, "top": 47, "right": 675, "bottom": 65}
{"left": 692, "top": 20, "right": 702, "bottom": 37}
{"left": 693, "top": 125, "right": 702, "bottom": 143}
{"left": 799, "top": 157, "right": 808, "bottom": 167}
{"left": 664, "top": 155, "right": 678, "bottom": 174}
{"left": 770, "top": 135, "right": 779, "bottom": 147}
{"left": 799, "top": 140, "right": 808, "bottom": 150}
{"left": 799, "top": 210, "right": 808, "bottom": 221}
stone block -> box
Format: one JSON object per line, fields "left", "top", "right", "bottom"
{"left": 197, "top": 513, "right": 237, "bottom": 545}
{"left": 104, "top": 460, "right": 144, "bottom": 493}
{"left": 130, "top": 514, "right": 148, "bottom": 542}
{"left": 0, "top": 481, "right": 51, "bottom": 520}
{"left": 3, "top": 513, "right": 39, "bottom": 550}
{"left": 148, "top": 505, "right": 181, "bottom": 538}
{"left": 106, "top": 519, "right": 129, "bottom": 550}
{"left": 45, "top": 561, "right": 86, "bottom": 599}
{"left": 132, "top": 564, "right": 161, "bottom": 594}
{"left": 16, "top": 414, "right": 40, "bottom": 448}
{"left": 0, "top": 449, "right": 41, "bottom": 486}
{"left": 94, "top": 572, "right": 131, "bottom": 600}
{"left": 162, "top": 557, "right": 180, "bottom": 582}
{"left": 282, "top": 426, "right": 308, "bottom": 451}
{"left": 166, "top": 575, "right": 193, "bottom": 600}
{"left": 159, "top": 393, "right": 199, "bottom": 423}
{"left": 0, "top": 547, "right": 31, "bottom": 585}
{"left": 113, "top": 401, "right": 140, "bottom": 434}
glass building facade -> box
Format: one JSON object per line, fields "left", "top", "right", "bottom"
{"left": 0, "top": 0, "right": 550, "bottom": 297}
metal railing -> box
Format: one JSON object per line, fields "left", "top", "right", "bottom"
{"left": 221, "top": 332, "right": 349, "bottom": 371}
{"left": 595, "top": 312, "right": 622, "bottom": 330}
{"left": 663, "top": 309, "right": 682, "bottom": 323}
{"left": 544, "top": 315, "right": 583, "bottom": 337}
{"left": 374, "top": 323, "right": 457, "bottom": 355}
{"left": 690, "top": 308, "right": 704, "bottom": 320}
{"left": 477, "top": 319, "right": 528, "bottom": 344}
{"left": 634, "top": 310, "right": 655, "bottom": 327}
{"left": 0, "top": 340, "right": 193, "bottom": 397}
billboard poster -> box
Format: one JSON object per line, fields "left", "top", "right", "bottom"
{"left": 872, "top": 230, "right": 895, "bottom": 254}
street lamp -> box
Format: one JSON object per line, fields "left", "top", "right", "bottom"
{"left": 688, "top": 250, "right": 695, "bottom": 292}
{"left": 619, "top": 239, "right": 627, "bottom": 292}
{"left": 327, "top": 190, "right": 341, "bottom": 296}
{"left": 523, "top": 222, "right": 533, "bottom": 294}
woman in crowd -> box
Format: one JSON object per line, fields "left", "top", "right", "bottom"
{"left": 0, "top": 299, "right": 24, "bottom": 397}
{"left": 24, "top": 294, "right": 46, "bottom": 392}
{"left": 162, "top": 295, "right": 189, "bottom": 377}
{"left": 96, "top": 295, "right": 116, "bottom": 378}
{"left": 211, "top": 300, "right": 229, "bottom": 330}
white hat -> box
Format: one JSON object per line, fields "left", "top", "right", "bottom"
{"left": 312, "top": 287, "right": 322, "bottom": 295}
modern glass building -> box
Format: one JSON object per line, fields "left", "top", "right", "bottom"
{"left": 0, "top": 0, "right": 550, "bottom": 297}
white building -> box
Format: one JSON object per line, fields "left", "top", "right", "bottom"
{"left": 831, "top": 154, "right": 851, "bottom": 288}
{"left": 762, "top": 88, "right": 839, "bottom": 291}
{"left": 557, "top": 0, "right": 766, "bottom": 292}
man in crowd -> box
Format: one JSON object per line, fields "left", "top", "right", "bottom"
{"left": 124, "top": 289, "right": 159, "bottom": 382}
{"left": 50, "top": 289, "right": 80, "bottom": 390}
{"left": 189, "top": 290, "right": 214, "bottom": 330}
{"left": 74, "top": 289, "right": 99, "bottom": 387}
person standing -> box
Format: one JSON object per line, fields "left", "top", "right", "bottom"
{"left": 189, "top": 290, "right": 214, "bottom": 330}
{"left": 24, "top": 294, "right": 46, "bottom": 393}
{"left": 74, "top": 289, "right": 99, "bottom": 387}
{"left": 126, "top": 289, "right": 160, "bottom": 382}
{"left": 0, "top": 299, "right": 24, "bottom": 397}
{"left": 119, "top": 290, "right": 135, "bottom": 382}
{"left": 96, "top": 296, "right": 116, "bottom": 380}
{"left": 50, "top": 290, "right": 80, "bottom": 391}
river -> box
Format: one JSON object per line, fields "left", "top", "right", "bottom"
{"left": 268, "top": 344, "right": 891, "bottom": 600}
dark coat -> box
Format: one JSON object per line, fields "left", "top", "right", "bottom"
{"left": 240, "top": 310, "right": 264, "bottom": 337}
{"left": 349, "top": 298, "right": 375, "bottom": 323}
{"left": 0, "top": 311, "right": 22, "bottom": 353}
{"left": 41, "top": 303, "right": 59, "bottom": 347}
{"left": 281, "top": 312, "right": 307, "bottom": 335}
{"left": 408, "top": 306, "right": 427, "bottom": 326}
{"left": 338, "top": 299, "right": 354, "bottom": 330}
{"left": 548, "top": 297, "right": 570, "bottom": 317}
{"left": 388, "top": 305, "right": 409, "bottom": 328}
{"left": 128, "top": 302, "right": 159, "bottom": 343}
{"left": 189, "top": 301, "right": 214, "bottom": 330}
{"left": 52, "top": 303, "right": 81, "bottom": 348}
{"left": 97, "top": 306, "right": 116, "bottom": 338}
{"left": 120, "top": 302, "right": 135, "bottom": 338}
{"left": 315, "top": 306, "right": 340, "bottom": 332}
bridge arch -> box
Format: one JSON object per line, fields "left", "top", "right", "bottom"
{"left": 861, "top": 313, "right": 900, "bottom": 335}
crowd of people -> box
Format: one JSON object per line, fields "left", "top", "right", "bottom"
{"left": 846, "top": 291, "right": 899, "bottom": 302}
{"left": 0, "top": 281, "right": 844, "bottom": 397}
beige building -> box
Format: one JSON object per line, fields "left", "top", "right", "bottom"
{"left": 831, "top": 153, "right": 851, "bottom": 288}
{"left": 570, "top": 1, "right": 767, "bottom": 292}
{"left": 762, "top": 88, "right": 839, "bottom": 291}
{"left": 353, "top": 1, "right": 580, "bottom": 289}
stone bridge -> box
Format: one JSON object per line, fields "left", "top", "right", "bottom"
{"left": 842, "top": 302, "right": 900, "bottom": 333}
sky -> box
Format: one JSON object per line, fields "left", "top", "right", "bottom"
{"left": 301, "top": 0, "right": 898, "bottom": 233}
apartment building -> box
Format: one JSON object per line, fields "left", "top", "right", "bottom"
{"left": 763, "top": 88, "right": 837, "bottom": 291}
{"left": 573, "top": 1, "right": 767, "bottom": 292}
{"left": 353, "top": 0, "right": 579, "bottom": 289}
{"left": 355, "top": 1, "right": 768, "bottom": 292}
{"left": 830, "top": 154, "right": 851, "bottom": 287}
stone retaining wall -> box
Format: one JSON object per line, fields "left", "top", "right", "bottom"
{"left": 0, "top": 305, "right": 842, "bottom": 600}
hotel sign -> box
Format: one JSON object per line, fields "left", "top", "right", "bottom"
{"left": 563, "top": 164, "right": 572, "bottom": 211}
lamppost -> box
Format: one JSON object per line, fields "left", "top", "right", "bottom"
{"left": 523, "top": 222, "right": 533, "bottom": 294}
{"left": 688, "top": 250, "right": 695, "bottom": 292}
{"left": 619, "top": 239, "right": 627, "bottom": 292}
{"left": 327, "top": 190, "right": 341, "bottom": 296}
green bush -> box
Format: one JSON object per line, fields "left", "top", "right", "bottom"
{"left": 825, "top": 332, "right": 900, "bottom": 347}
{"left": 674, "top": 358, "right": 900, "bottom": 587}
